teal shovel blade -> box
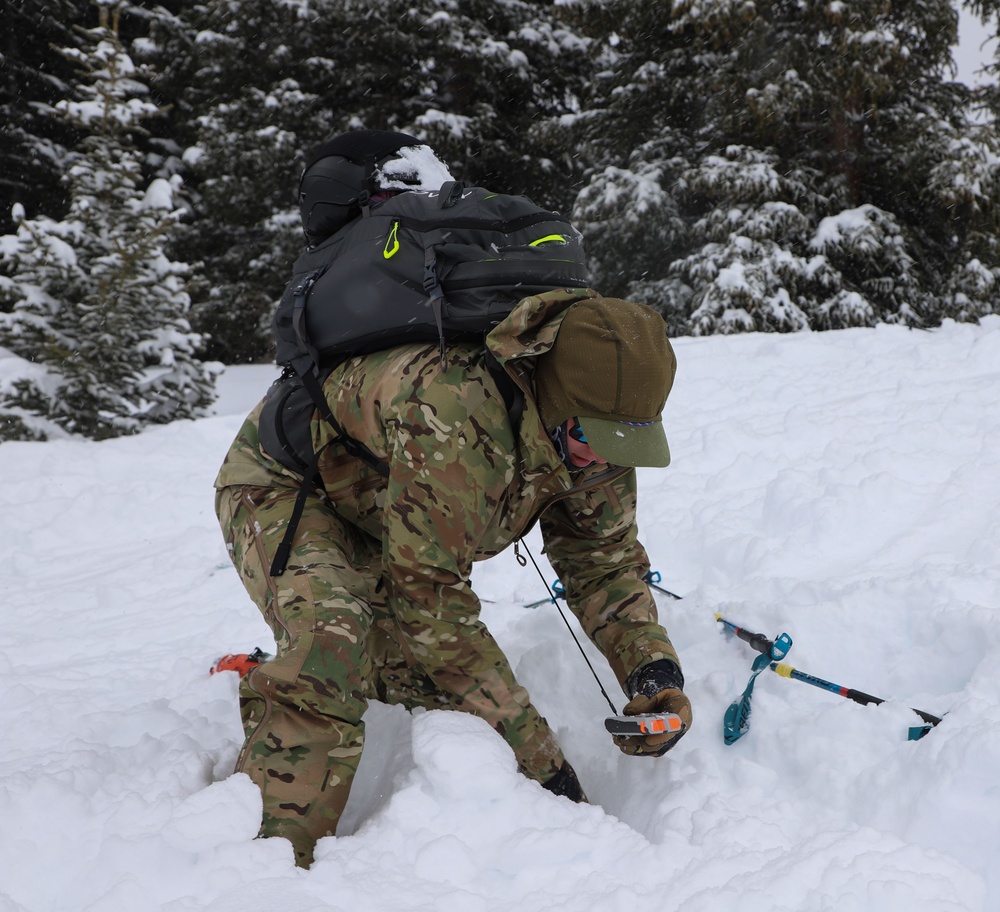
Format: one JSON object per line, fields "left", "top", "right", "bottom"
{"left": 724, "top": 696, "right": 752, "bottom": 745}
{"left": 723, "top": 632, "right": 791, "bottom": 746}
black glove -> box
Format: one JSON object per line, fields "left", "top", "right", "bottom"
{"left": 613, "top": 659, "right": 692, "bottom": 757}
{"left": 540, "top": 759, "right": 588, "bottom": 803}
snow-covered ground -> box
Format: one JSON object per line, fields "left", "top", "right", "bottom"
{"left": 2, "top": 318, "right": 999, "bottom": 912}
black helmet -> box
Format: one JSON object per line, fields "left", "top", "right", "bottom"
{"left": 298, "top": 130, "right": 450, "bottom": 246}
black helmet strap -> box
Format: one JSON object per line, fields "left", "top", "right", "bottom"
{"left": 359, "top": 154, "right": 378, "bottom": 218}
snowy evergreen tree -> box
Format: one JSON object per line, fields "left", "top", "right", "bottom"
{"left": 9, "top": 0, "right": 990, "bottom": 360}
{"left": 0, "top": 1, "right": 216, "bottom": 441}
{"left": 938, "top": 2, "right": 1000, "bottom": 315}
{"left": 965, "top": 0, "right": 1000, "bottom": 116}
{"left": 0, "top": 0, "right": 91, "bottom": 237}
{"left": 133, "top": 0, "right": 324, "bottom": 362}
{"left": 135, "top": 0, "right": 592, "bottom": 362}
{"left": 567, "top": 0, "right": 1000, "bottom": 333}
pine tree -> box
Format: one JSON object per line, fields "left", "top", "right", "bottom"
{"left": 0, "top": 0, "right": 91, "bottom": 237}
{"left": 965, "top": 0, "right": 1000, "bottom": 115}
{"left": 135, "top": 0, "right": 592, "bottom": 362}
{"left": 935, "top": 2, "right": 1000, "bottom": 315}
{"left": 0, "top": 1, "right": 215, "bottom": 441}
{"left": 567, "top": 0, "right": 1000, "bottom": 333}
{"left": 134, "top": 0, "right": 324, "bottom": 362}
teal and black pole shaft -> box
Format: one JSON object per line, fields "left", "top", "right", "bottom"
{"left": 716, "top": 615, "right": 944, "bottom": 731}
{"left": 643, "top": 570, "right": 682, "bottom": 600}
{"left": 767, "top": 662, "right": 943, "bottom": 728}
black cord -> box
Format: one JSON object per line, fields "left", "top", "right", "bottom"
{"left": 519, "top": 539, "right": 620, "bottom": 715}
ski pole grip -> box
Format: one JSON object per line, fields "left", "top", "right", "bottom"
{"left": 741, "top": 629, "right": 775, "bottom": 655}
{"left": 716, "top": 615, "right": 777, "bottom": 656}
{"left": 732, "top": 624, "right": 774, "bottom": 656}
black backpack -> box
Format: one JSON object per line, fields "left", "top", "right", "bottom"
{"left": 261, "top": 182, "right": 590, "bottom": 575}
{"left": 274, "top": 181, "right": 588, "bottom": 366}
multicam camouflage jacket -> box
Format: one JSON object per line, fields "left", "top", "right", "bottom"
{"left": 215, "top": 288, "right": 680, "bottom": 692}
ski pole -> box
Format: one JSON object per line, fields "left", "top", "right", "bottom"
{"left": 524, "top": 579, "right": 566, "bottom": 610}
{"left": 643, "top": 570, "right": 683, "bottom": 600}
{"left": 524, "top": 570, "right": 680, "bottom": 608}
{"left": 767, "top": 662, "right": 943, "bottom": 730}
{"left": 716, "top": 615, "right": 781, "bottom": 657}
{"left": 716, "top": 615, "right": 944, "bottom": 738}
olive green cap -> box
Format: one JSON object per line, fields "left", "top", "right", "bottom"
{"left": 535, "top": 298, "right": 676, "bottom": 468}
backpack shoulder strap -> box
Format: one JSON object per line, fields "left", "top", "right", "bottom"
{"left": 292, "top": 357, "right": 390, "bottom": 478}
{"left": 269, "top": 441, "right": 327, "bottom": 577}
{"left": 269, "top": 358, "right": 390, "bottom": 577}
{"left": 483, "top": 348, "right": 525, "bottom": 436}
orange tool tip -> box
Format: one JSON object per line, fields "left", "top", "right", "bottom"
{"left": 210, "top": 653, "right": 261, "bottom": 677}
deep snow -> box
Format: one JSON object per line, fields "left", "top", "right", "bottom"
{"left": 2, "top": 317, "right": 999, "bottom": 912}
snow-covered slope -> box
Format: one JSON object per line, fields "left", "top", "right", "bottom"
{"left": 2, "top": 318, "right": 999, "bottom": 912}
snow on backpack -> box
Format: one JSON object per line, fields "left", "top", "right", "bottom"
{"left": 260, "top": 181, "right": 590, "bottom": 574}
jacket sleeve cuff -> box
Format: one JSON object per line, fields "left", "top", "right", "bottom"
{"left": 627, "top": 658, "right": 685, "bottom": 699}
{"left": 608, "top": 627, "right": 680, "bottom": 696}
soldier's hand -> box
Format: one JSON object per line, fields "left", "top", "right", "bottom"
{"left": 613, "top": 660, "right": 692, "bottom": 757}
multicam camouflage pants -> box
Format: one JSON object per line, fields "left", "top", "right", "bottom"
{"left": 216, "top": 483, "right": 564, "bottom": 866}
